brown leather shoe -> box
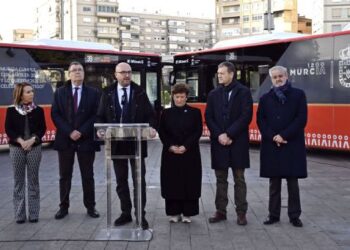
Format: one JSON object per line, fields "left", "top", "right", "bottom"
{"left": 208, "top": 212, "right": 227, "bottom": 223}
{"left": 237, "top": 213, "right": 247, "bottom": 226}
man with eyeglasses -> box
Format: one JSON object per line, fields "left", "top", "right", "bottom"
{"left": 51, "top": 61, "right": 101, "bottom": 220}
{"left": 96, "top": 62, "right": 157, "bottom": 229}
{"left": 257, "top": 65, "right": 307, "bottom": 227}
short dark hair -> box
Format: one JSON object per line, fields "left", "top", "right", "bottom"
{"left": 218, "top": 61, "right": 236, "bottom": 73}
{"left": 172, "top": 83, "right": 189, "bottom": 96}
{"left": 68, "top": 61, "right": 83, "bottom": 72}
{"left": 13, "top": 82, "right": 32, "bottom": 105}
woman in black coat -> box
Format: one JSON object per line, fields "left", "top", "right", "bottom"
{"left": 5, "top": 82, "right": 46, "bottom": 224}
{"left": 159, "top": 83, "right": 203, "bottom": 223}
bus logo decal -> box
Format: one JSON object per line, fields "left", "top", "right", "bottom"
{"left": 289, "top": 62, "right": 326, "bottom": 77}
{"left": 338, "top": 46, "right": 350, "bottom": 88}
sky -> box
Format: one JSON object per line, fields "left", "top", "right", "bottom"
{"left": 0, "top": 0, "right": 314, "bottom": 42}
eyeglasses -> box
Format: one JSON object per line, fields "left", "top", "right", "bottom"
{"left": 69, "top": 68, "right": 83, "bottom": 73}
{"left": 116, "top": 71, "right": 132, "bottom": 75}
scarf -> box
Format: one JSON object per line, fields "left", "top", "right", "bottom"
{"left": 272, "top": 81, "right": 291, "bottom": 104}
{"left": 15, "top": 102, "right": 37, "bottom": 115}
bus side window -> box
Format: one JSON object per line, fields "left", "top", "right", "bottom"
{"left": 249, "top": 71, "right": 260, "bottom": 94}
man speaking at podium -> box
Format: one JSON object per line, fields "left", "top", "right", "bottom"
{"left": 96, "top": 62, "right": 157, "bottom": 229}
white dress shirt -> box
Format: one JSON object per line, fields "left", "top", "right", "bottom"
{"left": 117, "top": 84, "right": 131, "bottom": 108}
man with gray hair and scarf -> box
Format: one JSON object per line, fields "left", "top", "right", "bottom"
{"left": 257, "top": 65, "right": 308, "bottom": 227}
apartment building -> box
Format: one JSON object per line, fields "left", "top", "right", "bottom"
{"left": 216, "top": 0, "right": 298, "bottom": 40}
{"left": 297, "top": 15, "right": 312, "bottom": 34}
{"left": 35, "top": 0, "right": 214, "bottom": 53}
{"left": 324, "top": 0, "right": 350, "bottom": 33}
{"left": 119, "top": 12, "right": 215, "bottom": 54}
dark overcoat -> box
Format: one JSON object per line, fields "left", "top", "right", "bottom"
{"left": 205, "top": 80, "right": 253, "bottom": 169}
{"left": 159, "top": 105, "right": 202, "bottom": 200}
{"left": 96, "top": 81, "right": 156, "bottom": 158}
{"left": 257, "top": 86, "right": 307, "bottom": 178}
{"left": 51, "top": 81, "right": 101, "bottom": 151}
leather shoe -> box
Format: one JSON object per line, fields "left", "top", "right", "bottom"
{"left": 263, "top": 216, "right": 280, "bottom": 225}
{"left": 208, "top": 211, "right": 227, "bottom": 223}
{"left": 290, "top": 218, "right": 303, "bottom": 227}
{"left": 16, "top": 220, "right": 25, "bottom": 224}
{"left": 237, "top": 213, "right": 247, "bottom": 226}
{"left": 29, "top": 218, "right": 38, "bottom": 223}
{"left": 55, "top": 209, "right": 68, "bottom": 220}
{"left": 136, "top": 217, "right": 149, "bottom": 229}
{"left": 87, "top": 208, "right": 100, "bottom": 218}
{"left": 114, "top": 214, "right": 132, "bottom": 226}
{"left": 141, "top": 218, "right": 149, "bottom": 230}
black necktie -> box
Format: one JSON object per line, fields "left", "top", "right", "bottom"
{"left": 73, "top": 87, "right": 79, "bottom": 113}
{"left": 121, "top": 87, "right": 127, "bottom": 106}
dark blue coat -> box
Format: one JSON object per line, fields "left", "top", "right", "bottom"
{"left": 205, "top": 80, "right": 253, "bottom": 169}
{"left": 51, "top": 81, "right": 101, "bottom": 152}
{"left": 257, "top": 86, "right": 307, "bottom": 178}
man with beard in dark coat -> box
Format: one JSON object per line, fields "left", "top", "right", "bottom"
{"left": 96, "top": 62, "right": 157, "bottom": 230}
{"left": 257, "top": 65, "right": 307, "bottom": 227}
{"left": 205, "top": 61, "right": 253, "bottom": 226}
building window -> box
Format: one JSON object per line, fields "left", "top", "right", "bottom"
{"left": 99, "top": 18, "right": 108, "bottom": 23}
{"left": 243, "top": 28, "right": 250, "bottom": 33}
{"left": 331, "top": 24, "right": 342, "bottom": 32}
{"left": 83, "top": 17, "right": 92, "bottom": 23}
{"left": 222, "top": 17, "right": 234, "bottom": 24}
{"left": 83, "top": 7, "right": 91, "bottom": 12}
{"left": 97, "top": 5, "right": 117, "bottom": 13}
{"left": 348, "top": 8, "right": 350, "bottom": 18}
{"left": 252, "top": 14, "right": 263, "bottom": 21}
{"left": 223, "top": 5, "right": 240, "bottom": 13}
{"left": 243, "top": 15, "right": 249, "bottom": 22}
{"left": 332, "top": 8, "right": 341, "bottom": 18}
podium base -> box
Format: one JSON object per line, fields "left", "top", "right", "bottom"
{"left": 95, "top": 228, "right": 153, "bottom": 241}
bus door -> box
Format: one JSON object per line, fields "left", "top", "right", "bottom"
{"left": 175, "top": 69, "right": 200, "bottom": 102}
{"left": 237, "top": 64, "right": 270, "bottom": 100}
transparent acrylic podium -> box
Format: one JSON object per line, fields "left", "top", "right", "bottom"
{"left": 94, "top": 123, "right": 153, "bottom": 241}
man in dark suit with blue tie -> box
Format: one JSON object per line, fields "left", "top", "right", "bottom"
{"left": 51, "top": 61, "right": 101, "bottom": 220}
{"left": 96, "top": 62, "right": 157, "bottom": 229}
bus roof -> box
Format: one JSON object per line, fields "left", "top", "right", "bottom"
{"left": 0, "top": 39, "right": 160, "bottom": 58}
{"left": 213, "top": 32, "right": 307, "bottom": 49}
{"left": 175, "top": 30, "right": 350, "bottom": 57}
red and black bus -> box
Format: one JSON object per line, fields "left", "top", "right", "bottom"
{"left": 173, "top": 30, "right": 350, "bottom": 151}
{"left": 0, "top": 40, "right": 162, "bottom": 145}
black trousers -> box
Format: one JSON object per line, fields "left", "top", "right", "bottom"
{"left": 113, "top": 158, "right": 146, "bottom": 217}
{"left": 165, "top": 199, "right": 199, "bottom": 217}
{"left": 268, "top": 177, "right": 301, "bottom": 220}
{"left": 58, "top": 150, "right": 96, "bottom": 210}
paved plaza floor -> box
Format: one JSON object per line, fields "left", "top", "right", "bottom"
{"left": 0, "top": 141, "right": 349, "bottom": 250}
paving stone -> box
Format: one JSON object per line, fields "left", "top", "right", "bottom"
{"left": 0, "top": 141, "right": 348, "bottom": 249}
